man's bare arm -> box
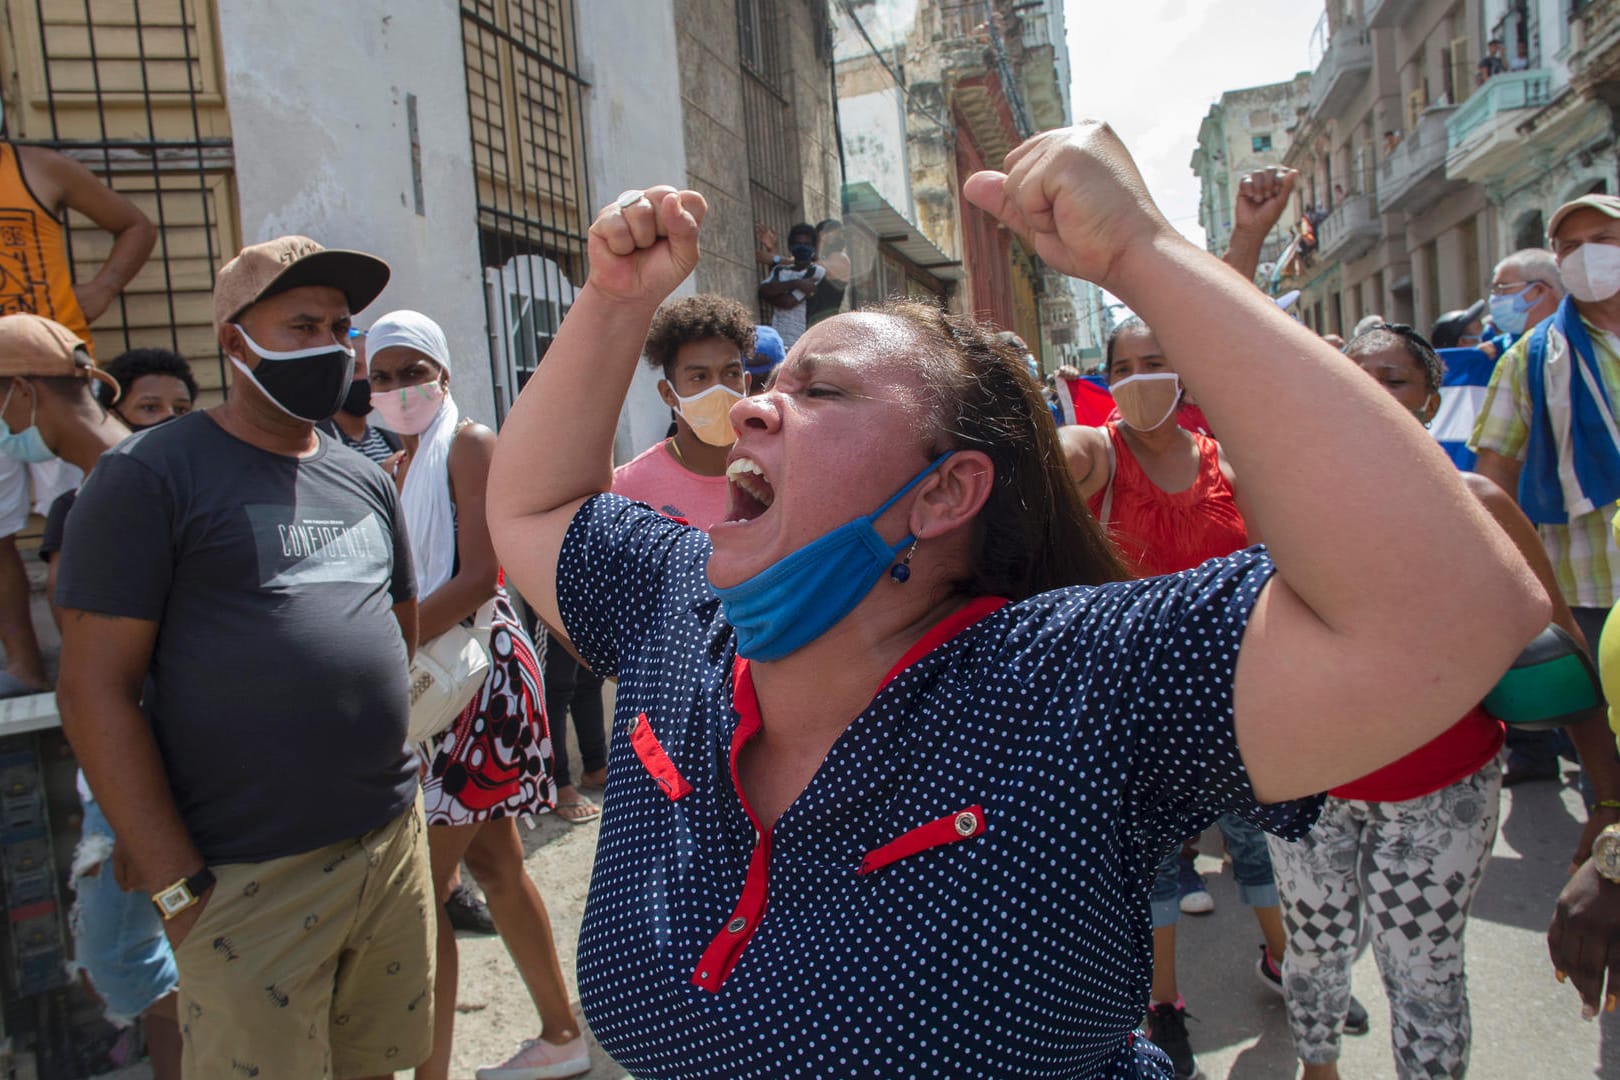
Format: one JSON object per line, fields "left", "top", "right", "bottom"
{"left": 18, "top": 145, "right": 156, "bottom": 321}
{"left": 758, "top": 276, "right": 812, "bottom": 301}
{"left": 1472, "top": 448, "right": 1524, "bottom": 506}
{"left": 57, "top": 610, "right": 199, "bottom": 894}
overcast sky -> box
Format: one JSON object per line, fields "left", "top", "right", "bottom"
{"left": 1064, "top": 0, "right": 1323, "bottom": 249}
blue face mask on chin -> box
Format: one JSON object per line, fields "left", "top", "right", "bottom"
{"left": 0, "top": 382, "right": 54, "bottom": 464}
{"left": 714, "top": 452, "right": 954, "bottom": 662}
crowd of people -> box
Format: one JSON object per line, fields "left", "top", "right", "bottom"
{"left": 3, "top": 114, "right": 1619, "bottom": 1080}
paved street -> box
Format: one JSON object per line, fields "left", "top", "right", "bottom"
{"left": 1167, "top": 770, "right": 1620, "bottom": 1079}
{"left": 446, "top": 752, "right": 1620, "bottom": 1080}
{"left": 90, "top": 742, "right": 1620, "bottom": 1079}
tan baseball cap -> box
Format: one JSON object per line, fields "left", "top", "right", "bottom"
{"left": 0, "top": 314, "right": 120, "bottom": 403}
{"left": 1548, "top": 194, "right": 1620, "bottom": 242}
{"left": 212, "top": 236, "right": 390, "bottom": 329}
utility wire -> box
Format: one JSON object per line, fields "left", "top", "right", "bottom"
{"left": 836, "top": 0, "right": 953, "bottom": 133}
{"left": 983, "top": 0, "right": 1033, "bottom": 138}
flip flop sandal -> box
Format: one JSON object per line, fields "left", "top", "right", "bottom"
{"left": 553, "top": 798, "right": 601, "bottom": 826}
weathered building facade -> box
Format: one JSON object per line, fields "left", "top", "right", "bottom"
{"left": 834, "top": 0, "right": 1098, "bottom": 372}
{"left": 1275, "top": 0, "right": 1620, "bottom": 338}
{"left": 1191, "top": 74, "right": 1313, "bottom": 279}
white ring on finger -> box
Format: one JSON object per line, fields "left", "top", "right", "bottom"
{"left": 616, "top": 189, "right": 648, "bottom": 210}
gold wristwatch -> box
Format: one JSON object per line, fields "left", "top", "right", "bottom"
{"left": 151, "top": 866, "right": 215, "bottom": 920}
{"left": 1592, "top": 824, "right": 1620, "bottom": 884}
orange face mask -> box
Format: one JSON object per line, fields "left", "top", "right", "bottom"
{"left": 670, "top": 383, "right": 742, "bottom": 446}
{"left": 1112, "top": 373, "right": 1181, "bottom": 431}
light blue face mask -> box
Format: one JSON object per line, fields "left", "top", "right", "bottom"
{"left": 0, "top": 382, "right": 54, "bottom": 464}
{"left": 714, "top": 452, "right": 954, "bottom": 662}
{"left": 1488, "top": 284, "right": 1538, "bottom": 338}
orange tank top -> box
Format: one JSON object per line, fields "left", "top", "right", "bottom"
{"left": 1087, "top": 422, "right": 1249, "bottom": 577}
{"left": 0, "top": 143, "right": 94, "bottom": 350}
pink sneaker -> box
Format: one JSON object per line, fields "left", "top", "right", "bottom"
{"left": 475, "top": 1034, "right": 591, "bottom": 1080}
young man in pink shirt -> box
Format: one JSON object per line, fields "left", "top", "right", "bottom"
{"left": 612, "top": 295, "right": 753, "bottom": 530}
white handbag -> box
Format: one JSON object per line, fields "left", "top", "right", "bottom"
{"left": 406, "top": 599, "right": 497, "bottom": 745}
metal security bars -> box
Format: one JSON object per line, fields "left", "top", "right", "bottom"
{"left": 737, "top": 0, "right": 799, "bottom": 276}
{"left": 10, "top": 0, "right": 237, "bottom": 394}
{"left": 461, "top": 0, "right": 591, "bottom": 421}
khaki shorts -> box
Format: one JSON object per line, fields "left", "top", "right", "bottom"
{"left": 175, "top": 797, "right": 435, "bottom": 1079}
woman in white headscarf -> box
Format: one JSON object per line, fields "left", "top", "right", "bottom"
{"left": 367, "top": 310, "right": 589, "bottom": 1080}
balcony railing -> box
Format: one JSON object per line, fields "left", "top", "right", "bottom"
{"left": 1376, "top": 106, "right": 1456, "bottom": 213}
{"left": 1310, "top": 26, "right": 1374, "bottom": 117}
{"left": 1318, "top": 193, "right": 1381, "bottom": 262}
{"left": 1447, "top": 69, "right": 1553, "bottom": 150}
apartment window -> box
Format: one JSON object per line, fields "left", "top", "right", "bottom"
{"left": 1514, "top": 211, "right": 1545, "bottom": 254}
{"left": 1252, "top": 134, "right": 1273, "bottom": 153}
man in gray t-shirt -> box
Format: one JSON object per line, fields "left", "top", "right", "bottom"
{"left": 56, "top": 235, "right": 436, "bottom": 1079}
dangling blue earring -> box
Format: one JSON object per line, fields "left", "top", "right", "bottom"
{"left": 890, "top": 540, "right": 919, "bottom": 583}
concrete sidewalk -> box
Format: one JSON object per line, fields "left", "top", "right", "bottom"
{"left": 96, "top": 759, "right": 1620, "bottom": 1078}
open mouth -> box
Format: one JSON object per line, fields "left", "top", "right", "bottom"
{"left": 725, "top": 457, "right": 776, "bottom": 523}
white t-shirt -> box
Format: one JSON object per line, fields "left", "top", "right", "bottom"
{"left": 762, "top": 263, "right": 825, "bottom": 350}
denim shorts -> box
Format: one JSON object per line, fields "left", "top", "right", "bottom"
{"left": 68, "top": 799, "right": 178, "bottom": 1024}
{"left": 1150, "top": 811, "right": 1280, "bottom": 928}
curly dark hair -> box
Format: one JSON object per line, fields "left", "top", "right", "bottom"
{"left": 98, "top": 348, "right": 198, "bottom": 409}
{"left": 643, "top": 295, "right": 756, "bottom": 378}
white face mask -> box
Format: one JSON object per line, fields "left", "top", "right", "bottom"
{"left": 1559, "top": 242, "right": 1620, "bottom": 304}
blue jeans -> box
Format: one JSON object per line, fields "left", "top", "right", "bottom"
{"left": 68, "top": 798, "right": 177, "bottom": 1024}
{"left": 1151, "top": 812, "right": 1279, "bottom": 928}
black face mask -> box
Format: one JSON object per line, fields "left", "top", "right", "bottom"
{"left": 122, "top": 414, "right": 177, "bottom": 434}
{"left": 341, "top": 378, "right": 373, "bottom": 417}
{"left": 229, "top": 325, "right": 355, "bottom": 423}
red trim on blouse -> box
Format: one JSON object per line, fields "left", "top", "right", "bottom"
{"left": 858, "top": 804, "right": 986, "bottom": 875}
{"left": 876, "top": 595, "right": 1010, "bottom": 694}
{"left": 630, "top": 713, "right": 692, "bottom": 801}
{"left": 690, "top": 596, "right": 1009, "bottom": 992}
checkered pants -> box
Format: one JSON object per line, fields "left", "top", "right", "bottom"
{"left": 1267, "top": 760, "right": 1501, "bottom": 1079}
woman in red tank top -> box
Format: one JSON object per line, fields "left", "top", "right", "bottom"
{"left": 1059, "top": 318, "right": 1306, "bottom": 1075}
{"left": 1059, "top": 318, "right": 1250, "bottom": 578}
{"left": 1267, "top": 324, "right": 1586, "bottom": 1080}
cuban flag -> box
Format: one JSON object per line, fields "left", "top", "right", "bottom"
{"left": 1433, "top": 346, "right": 1499, "bottom": 471}
{"left": 1058, "top": 375, "right": 1117, "bottom": 427}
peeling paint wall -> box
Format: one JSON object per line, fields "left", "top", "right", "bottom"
{"left": 216, "top": 0, "right": 494, "bottom": 423}
{"left": 841, "top": 87, "right": 914, "bottom": 219}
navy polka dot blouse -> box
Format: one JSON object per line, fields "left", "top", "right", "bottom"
{"left": 557, "top": 495, "right": 1321, "bottom": 1079}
